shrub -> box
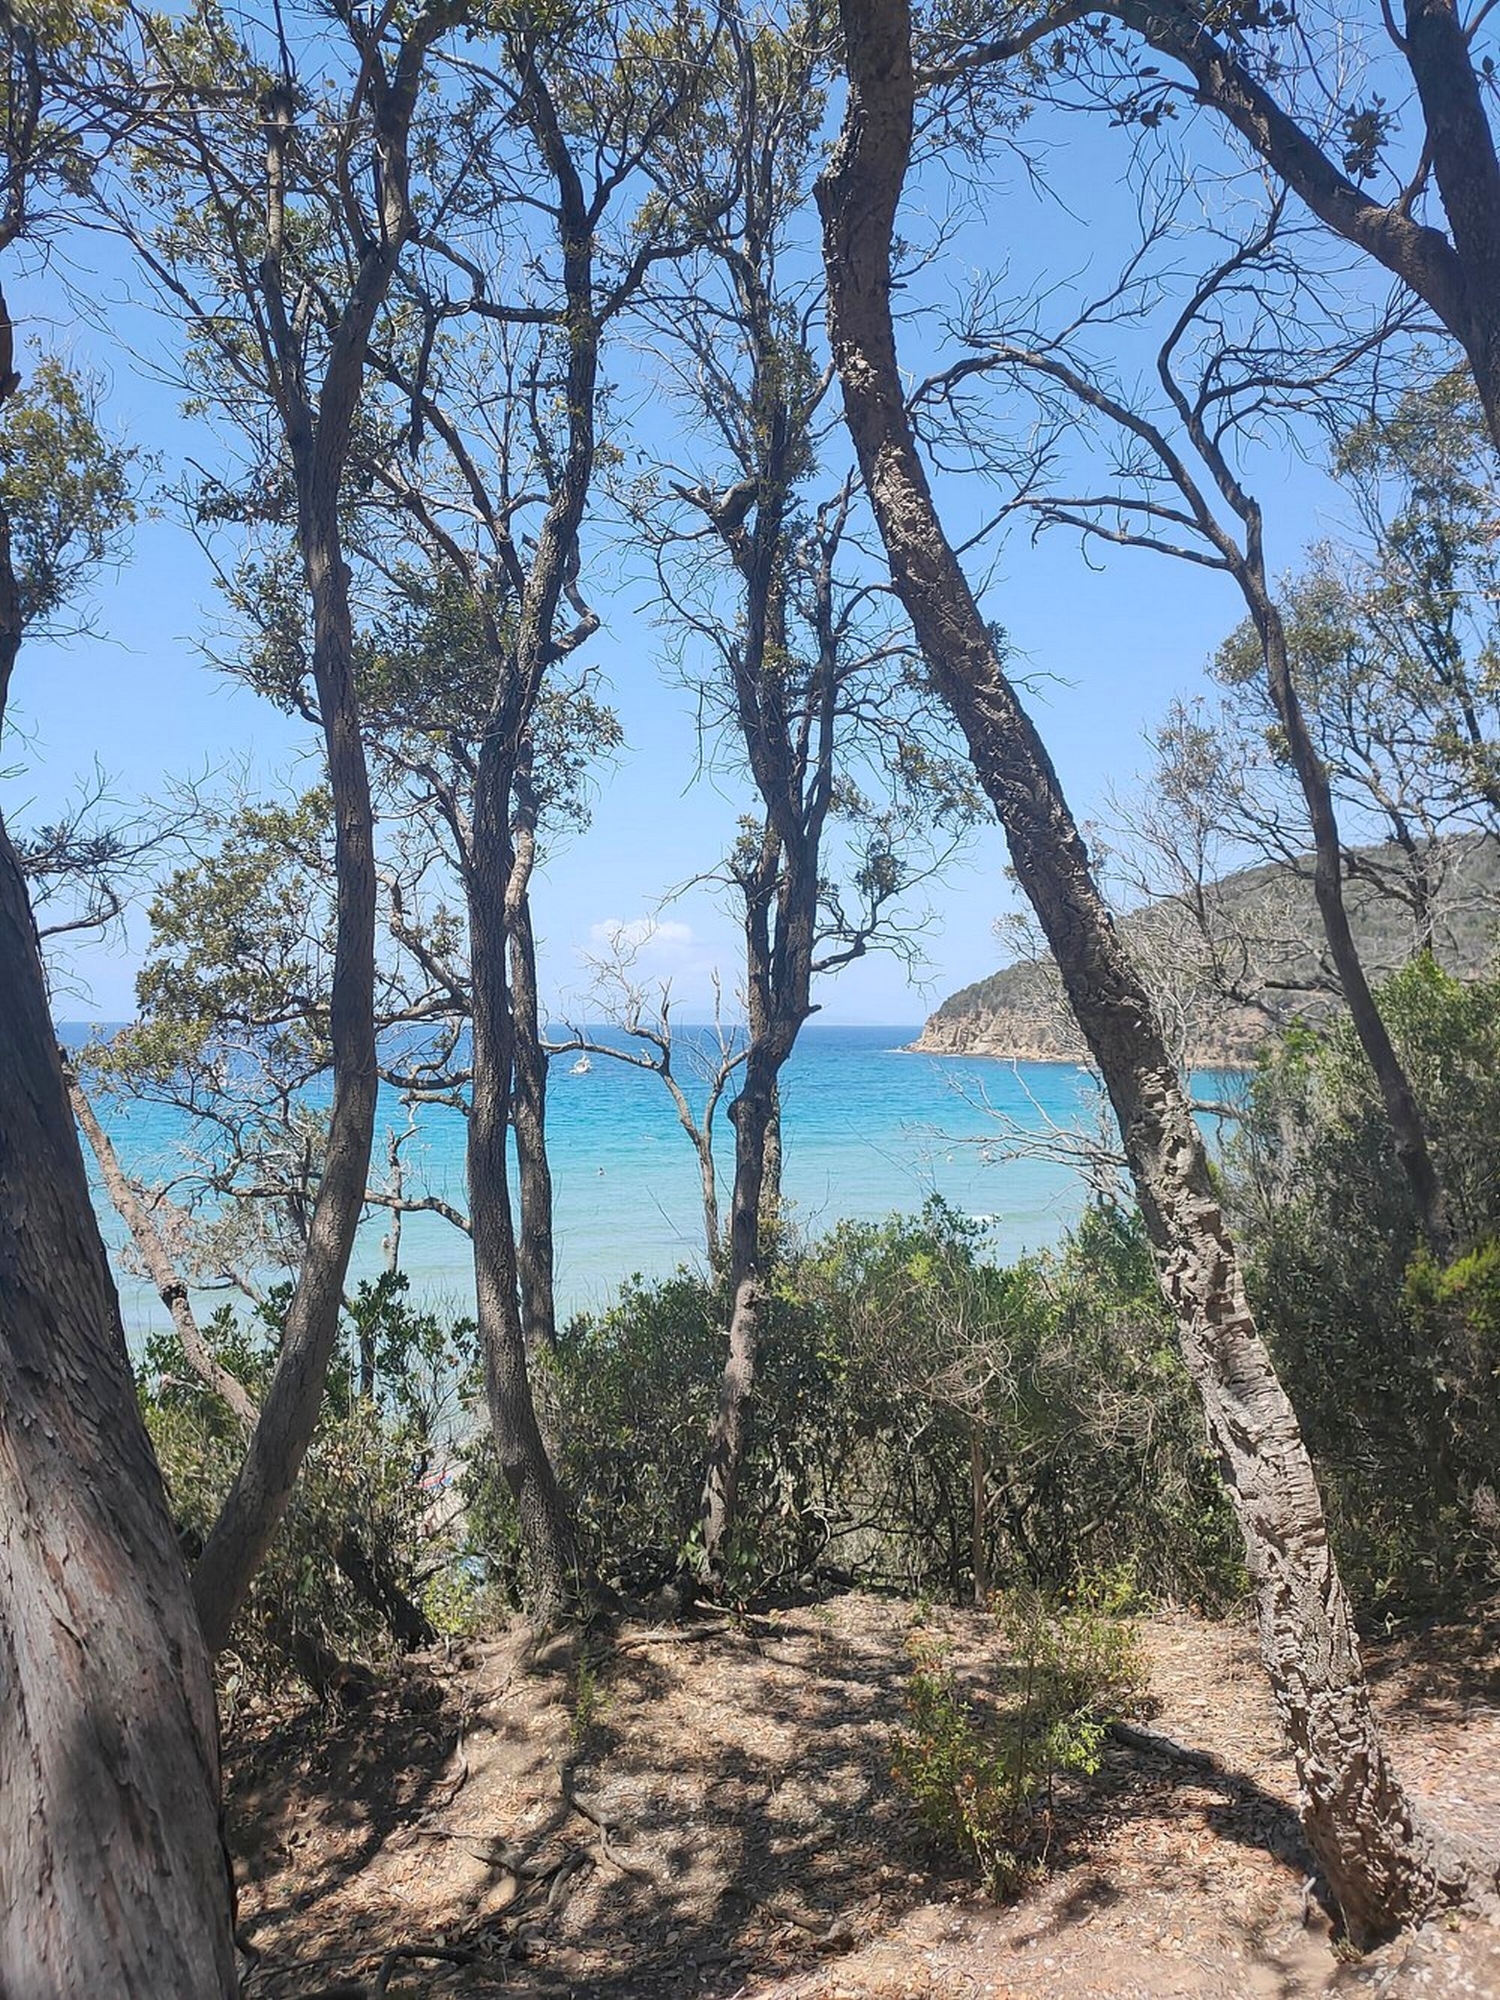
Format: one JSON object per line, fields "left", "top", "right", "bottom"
{"left": 143, "top": 1272, "right": 481, "bottom": 1697}
{"left": 1228, "top": 959, "right": 1500, "bottom": 1612}
{"left": 464, "top": 1201, "right": 1242, "bottom": 1610}
{"left": 893, "top": 1569, "right": 1148, "bottom": 1895}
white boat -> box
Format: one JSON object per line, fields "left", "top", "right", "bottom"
{"left": 570, "top": 1054, "right": 593, "bottom": 1075}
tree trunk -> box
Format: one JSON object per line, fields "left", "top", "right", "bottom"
{"left": 1255, "top": 603, "right": 1451, "bottom": 1256}
{"left": 970, "top": 1427, "right": 989, "bottom": 1606}
{"left": 762, "top": 1080, "right": 784, "bottom": 1226}
{"left": 190, "top": 505, "right": 379, "bottom": 1655}
{"left": 182, "top": 39, "right": 458, "bottom": 1647}
{"left": 334, "top": 1529, "right": 437, "bottom": 1651}
{"left": 698, "top": 1124, "right": 723, "bottom": 1269}
{"left": 507, "top": 821, "right": 557, "bottom": 1356}
{"left": 699, "top": 1053, "right": 777, "bottom": 1576}
{"left": 1083, "top": 0, "right": 1494, "bottom": 451}
{"left": 817, "top": 0, "right": 1484, "bottom": 1940}
{"left": 1402, "top": 0, "right": 1500, "bottom": 455}
{"left": 0, "top": 822, "right": 237, "bottom": 1996}
{"left": 467, "top": 748, "right": 576, "bottom": 1617}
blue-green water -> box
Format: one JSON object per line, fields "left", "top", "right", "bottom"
{"left": 73, "top": 1024, "right": 1243, "bottom": 1341}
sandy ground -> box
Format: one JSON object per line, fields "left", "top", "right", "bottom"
{"left": 227, "top": 1594, "right": 1500, "bottom": 1999}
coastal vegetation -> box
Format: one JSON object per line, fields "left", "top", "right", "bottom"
{"left": 4, "top": 0, "right": 1500, "bottom": 1993}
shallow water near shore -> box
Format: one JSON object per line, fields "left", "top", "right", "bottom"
{"left": 67, "top": 1022, "right": 1244, "bottom": 1344}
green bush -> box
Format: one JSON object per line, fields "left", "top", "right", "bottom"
{"left": 465, "top": 1200, "right": 1242, "bottom": 1610}
{"left": 143, "top": 1272, "right": 481, "bottom": 1697}
{"left": 1228, "top": 958, "right": 1500, "bottom": 1612}
{"left": 894, "top": 1569, "right": 1148, "bottom": 1895}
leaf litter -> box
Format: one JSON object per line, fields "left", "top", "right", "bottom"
{"left": 226, "top": 1593, "right": 1500, "bottom": 1999}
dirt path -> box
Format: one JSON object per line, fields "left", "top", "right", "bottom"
{"left": 227, "top": 1595, "right": 1500, "bottom": 1998}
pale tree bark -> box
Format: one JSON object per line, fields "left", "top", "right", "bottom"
{"left": 0, "top": 827, "right": 237, "bottom": 1996}
{"left": 189, "top": 16, "right": 452, "bottom": 1651}
{"left": 68, "top": 1067, "right": 261, "bottom": 1433}
{"left": 817, "top": 0, "right": 1489, "bottom": 1941}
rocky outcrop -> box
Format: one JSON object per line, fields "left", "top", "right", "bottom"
{"left": 916, "top": 837, "right": 1500, "bottom": 1065}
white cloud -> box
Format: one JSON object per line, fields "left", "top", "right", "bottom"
{"left": 587, "top": 916, "right": 696, "bottom": 957}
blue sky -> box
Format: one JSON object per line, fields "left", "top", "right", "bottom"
{"left": 4, "top": 54, "right": 1383, "bottom": 1027}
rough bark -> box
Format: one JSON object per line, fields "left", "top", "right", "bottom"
{"left": 1401, "top": 0, "right": 1500, "bottom": 459}
{"left": 818, "top": 0, "right": 1487, "bottom": 1940}
{"left": 506, "top": 761, "right": 557, "bottom": 1357}
{"left": 0, "top": 823, "right": 237, "bottom": 1997}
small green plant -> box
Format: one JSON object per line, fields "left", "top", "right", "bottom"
{"left": 570, "top": 1655, "right": 605, "bottom": 1751}
{"left": 893, "top": 1569, "right": 1147, "bottom": 1896}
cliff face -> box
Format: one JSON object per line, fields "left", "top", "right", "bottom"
{"left": 909, "top": 989, "right": 1275, "bottom": 1067}
{"left": 913, "top": 1005, "right": 1079, "bottom": 1064}
{"left": 914, "top": 838, "right": 1500, "bottom": 1066}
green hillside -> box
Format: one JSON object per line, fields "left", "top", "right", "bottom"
{"left": 918, "top": 837, "right": 1500, "bottom": 1064}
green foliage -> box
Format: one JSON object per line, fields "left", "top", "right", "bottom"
{"left": 1230, "top": 960, "right": 1500, "bottom": 1611}
{"left": 465, "top": 1200, "right": 1241, "bottom": 1608}
{"left": 0, "top": 354, "right": 134, "bottom": 633}
{"left": 96, "top": 788, "right": 337, "bottom": 1090}
{"left": 144, "top": 1273, "right": 481, "bottom": 1694}
{"left": 893, "top": 1571, "right": 1147, "bottom": 1896}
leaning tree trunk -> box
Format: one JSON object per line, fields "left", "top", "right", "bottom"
{"left": 0, "top": 822, "right": 237, "bottom": 1996}
{"left": 467, "top": 747, "right": 576, "bottom": 1616}
{"left": 190, "top": 499, "right": 380, "bottom": 1654}
{"left": 68, "top": 1067, "right": 261, "bottom": 1434}
{"left": 817, "top": 0, "right": 1485, "bottom": 1941}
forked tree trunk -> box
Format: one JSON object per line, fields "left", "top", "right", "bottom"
{"left": 817, "top": 0, "right": 1487, "bottom": 1940}
{"left": 468, "top": 750, "right": 576, "bottom": 1616}
{"left": 0, "top": 824, "right": 237, "bottom": 1996}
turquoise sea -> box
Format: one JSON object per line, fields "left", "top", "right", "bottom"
{"left": 70, "top": 1024, "right": 1245, "bottom": 1342}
